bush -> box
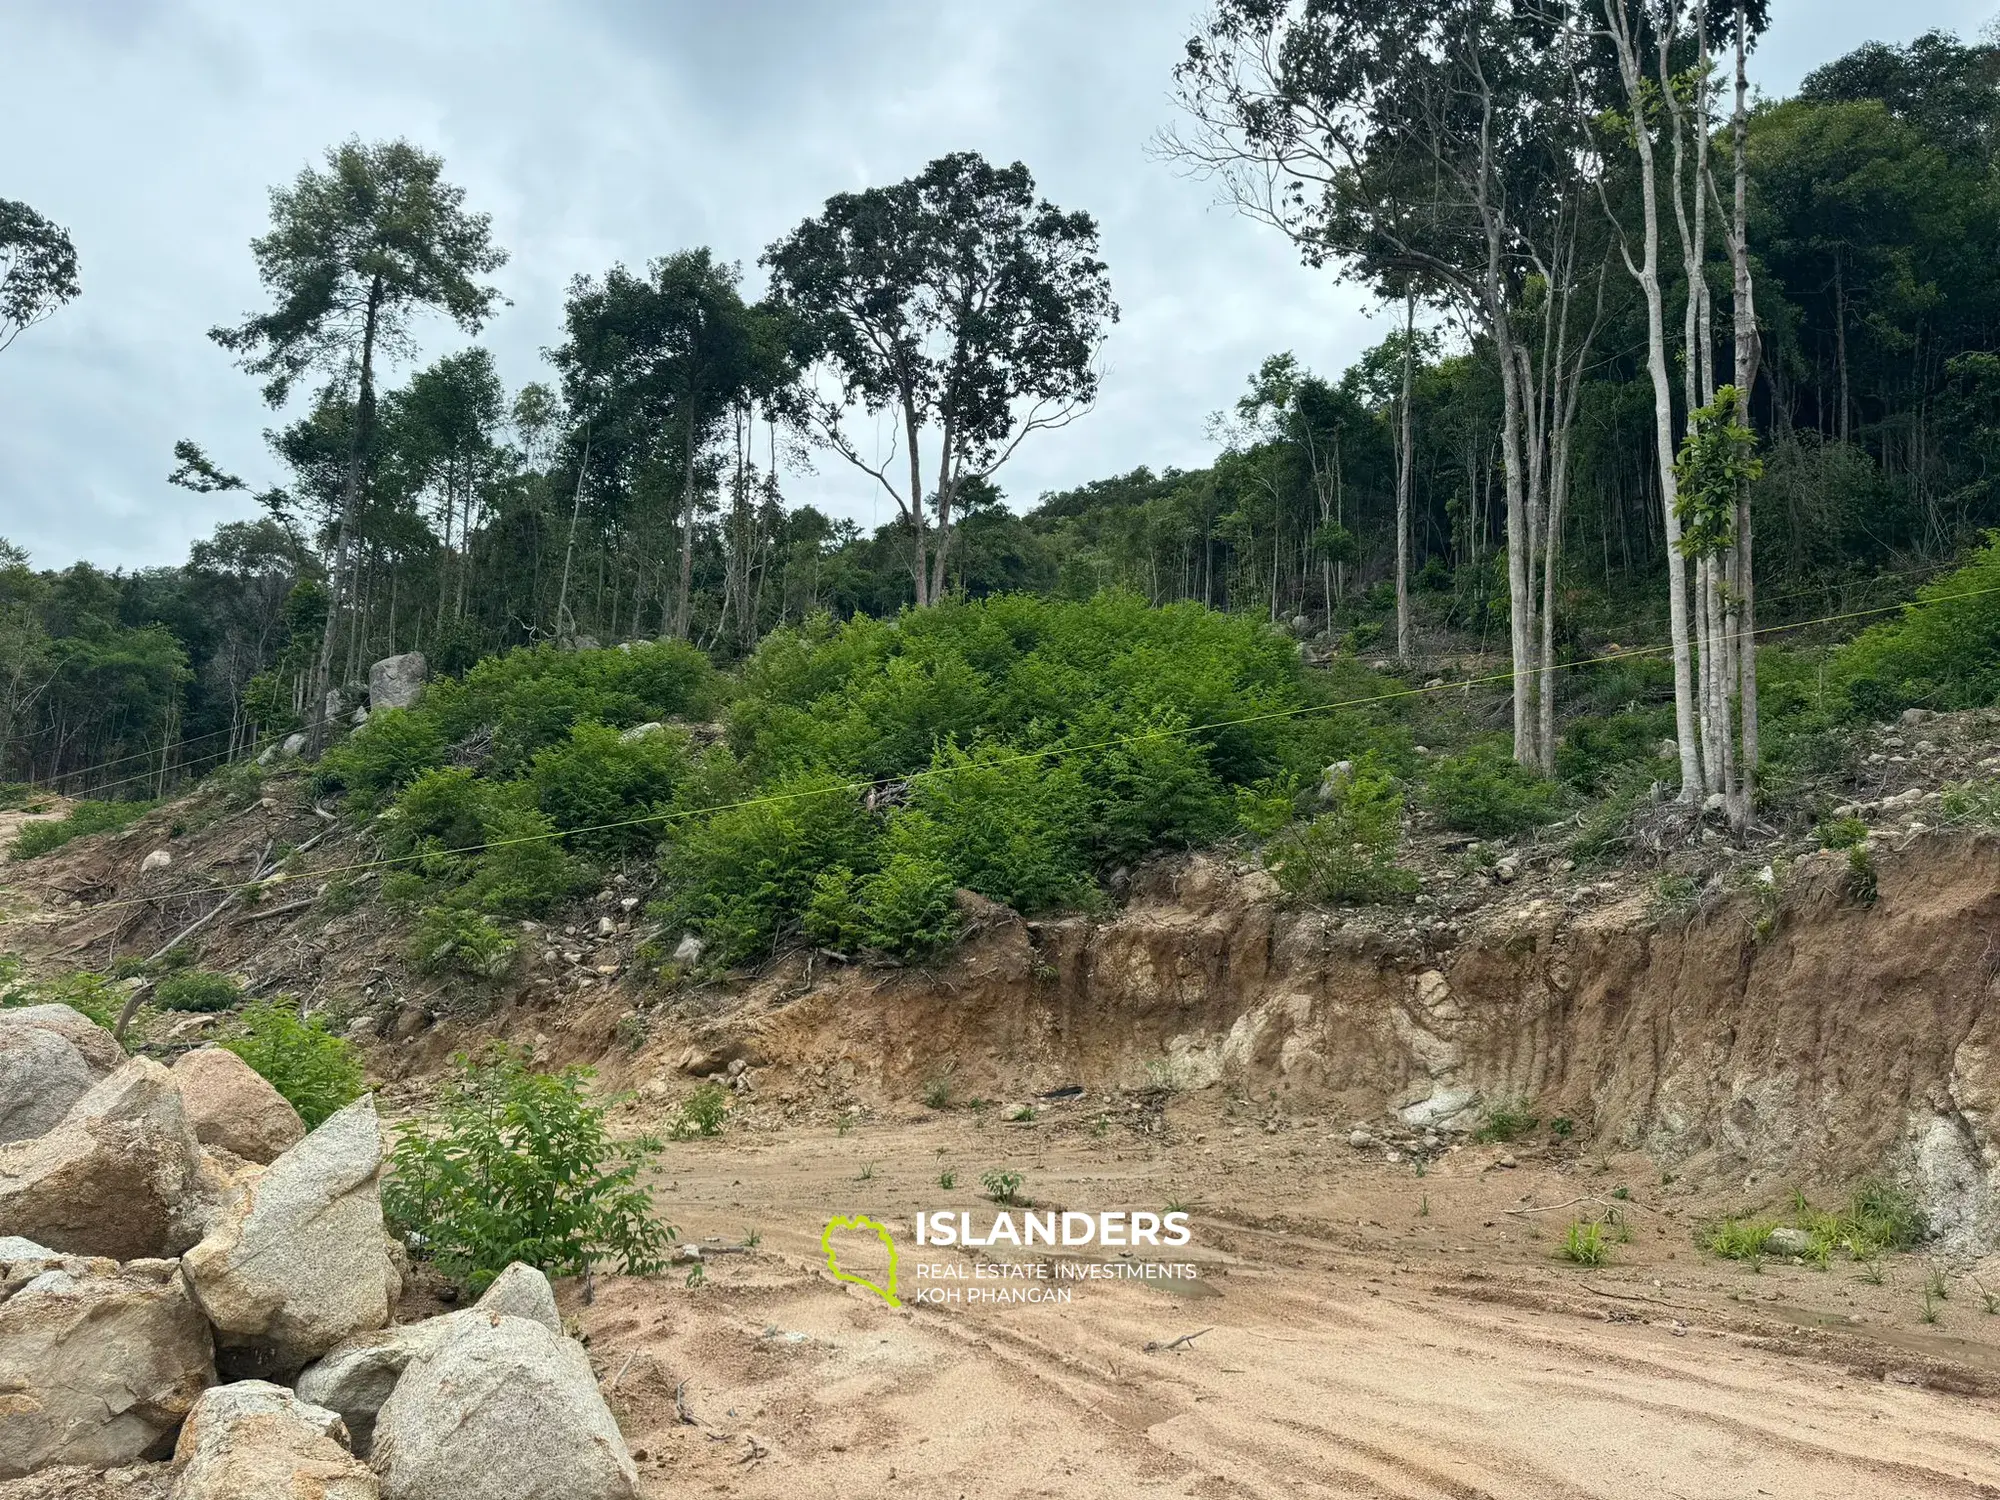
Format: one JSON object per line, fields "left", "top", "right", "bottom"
{"left": 529, "top": 721, "right": 687, "bottom": 860}
{"left": 0, "top": 958, "right": 126, "bottom": 1036}
{"left": 1833, "top": 532, "right": 2000, "bottom": 716}
{"left": 382, "top": 1047, "right": 676, "bottom": 1291}
{"left": 671, "top": 1082, "right": 730, "bottom": 1139}
{"left": 10, "top": 799, "right": 153, "bottom": 861}
{"left": 884, "top": 741, "right": 1092, "bottom": 914}
{"left": 658, "top": 771, "right": 878, "bottom": 964}
{"left": 382, "top": 769, "right": 581, "bottom": 918}
{"left": 1267, "top": 756, "right": 1416, "bottom": 904}
{"left": 408, "top": 906, "right": 519, "bottom": 979}
{"left": 1474, "top": 1101, "right": 1540, "bottom": 1143}
{"left": 223, "top": 1000, "right": 365, "bottom": 1128}
{"left": 1428, "top": 738, "right": 1561, "bottom": 837}
{"left": 314, "top": 709, "right": 447, "bottom": 812}
{"left": 1815, "top": 815, "right": 1869, "bottom": 850}
{"left": 854, "top": 852, "right": 961, "bottom": 958}
{"left": 153, "top": 970, "right": 242, "bottom": 1013}
{"left": 1560, "top": 1220, "right": 1609, "bottom": 1266}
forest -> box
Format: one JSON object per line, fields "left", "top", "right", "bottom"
{"left": 1, "top": 13, "right": 1997, "bottom": 918}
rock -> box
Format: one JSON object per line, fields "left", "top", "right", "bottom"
{"left": 367, "top": 654, "right": 428, "bottom": 714}
{"left": 0, "top": 1058, "right": 206, "bottom": 1259}
{"left": 140, "top": 849, "right": 173, "bottom": 874}
{"left": 671, "top": 933, "right": 704, "bottom": 966}
{"left": 296, "top": 1266, "right": 560, "bottom": 1454}
{"left": 351, "top": 706, "right": 370, "bottom": 727}
{"left": 1004, "top": 1103, "right": 1035, "bottom": 1122}
{"left": 324, "top": 690, "right": 348, "bottom": 725}
{"left": 1765, "top": 1226, "right": 1813, "bottom": 1257}
{"left": 0, "top": 1005, "right": 124, "bottom": 1145}
{"left": 616, "top": 722, "right": 664, "bottom": 742}
{"left": 169, "top": 1049, "right": 305, "bottom": 1165}
{"left": 0, "top": 1256, "right": 214, "bottom": 1477}
{"left": 1900, "top": 706, "right": 1931, "bottom": 725}
{"left": 279, "top": 733, "right": 307, "bottom": 759}
{"left": 1348, "top": 1129, "right": 1374, "bottom": 1150}
{"left": 182, "top": 1097, "right": 400, "bottom": 1376}
{"left": 595, "top": 916, "right": 614, "bottom": 938}
{"left": 1493, "top": 859, "right": 1520, "bottom": 884}
{"left": 370, "top": 1314, "right": 639, "bottom": 1500}
{"left": 171, "top": 1380, "right": 374, "bottom": 1499}
{"left": 1655, "top": 738, "right": 1678, "bottom": 760}
{"left": 1702, "top": 791, "right": 1728, "bottom": 816}
{"left": 472, "top": 1263, "right": 560, "bottom": 1334}
{"left": 1497, "top": 1153, "right": 1518, "bottom": 1169}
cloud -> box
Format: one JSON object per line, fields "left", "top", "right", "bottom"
{"left": 0, "top": 0, "right": 1980, "bottom": 570}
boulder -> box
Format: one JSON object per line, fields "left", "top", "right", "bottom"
{"left": 182, "top": 1097, "right": 400, "bottom": 1376}
{"left": 170, "top": 1381, "right": 375, "bottom": 1500}
{"left": 140, "top": 850, "right": 173, "bottom": 874}
{"left": 169, "top": 1050, "right": 305, "bottom": 1165}
{"left": 370, "top": 1313, "right": 639, "bottom": 1500}
{"left": 367, "top": 654, "right": 427, "bottom": 713}
{"left": 1765, "top": 1226, "right": 1814, "bottom": 1257}
{"left": 0, "top": 1058, "right": 207, "bottom": 1259}
{"left": 295, "top": 1264, "right": 561, "bottom": 1455}
{"left": 0, "top": 1005, "right": 124, "bottom": 1145}
{"left": 0, "top": 1254, "right": 214, "bottom": 1478}
{"left": 616, "top": 722, "right": 664, "bottom": 743}
{"left": 279, "top": 733, "right": 307, "bottom": 759}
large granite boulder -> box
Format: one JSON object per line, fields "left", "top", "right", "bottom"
{"left": 0, "top": 1248, "right": 214, "bottom": 1478}
{"left": 0, "top": 1059, "right": 207, "bottom": 1259}
{"left": 0, "top": 1005, "right": 124, "bottom": 1144}
{"left": 370, "top": 1313, "right": 639, "bottom": 1500}
{"left": 366, "top": 655, "right": 427, "bottom": 712}
{"left": 168, "top": 1050, "right": 304, "bottom": 1166}
{"left": 169, "top": 1380, "right": 375, "bottom": 1499}
{"left": 295, "top": 1263, "right": 561, "bottom": 1455}
{"left": 181, "top": 1097, "right": 399, "bottom": 1376}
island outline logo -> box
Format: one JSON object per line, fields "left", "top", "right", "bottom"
{"left": 821, "top": 1214, "right": 901, "bottom": 1307}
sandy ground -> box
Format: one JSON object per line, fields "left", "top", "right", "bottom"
{"left": 571, "top": 1092, "right": 2000, "bottom": 1500}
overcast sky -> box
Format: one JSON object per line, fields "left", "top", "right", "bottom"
{"left": 2, "top": 0, "right": 1994, "bottom": 573}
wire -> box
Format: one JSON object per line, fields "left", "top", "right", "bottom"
{"left": 23, "top": 578, "right": 2000, "bottom": 926}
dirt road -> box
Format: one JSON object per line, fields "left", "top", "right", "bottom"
{"left": 573, "top": 1097, "right": 2000, "bottom": 1500}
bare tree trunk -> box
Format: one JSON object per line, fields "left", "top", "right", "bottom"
{"left": 1606, "top": 0, "right": 1702, "bottom": 798}
{"left": 673, "top": 408, "right": 698, "bottom": 639}
{"left": 1396, "top": 292, "right": 1415, "bottom": 662}
{"left": 309, "top": 274, "right": 383, "bottom": 753}
{"left": 1729, "top": 0, "right": 1762, "bottom": 830}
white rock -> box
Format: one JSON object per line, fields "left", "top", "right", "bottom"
{"left": 370, "top": 1313, "right": 639, "bottom": 1500}
{"left": 140, "top": 849, "right": 174, "bottom": 874}
{"left": 295, "top": 1265, "right": 561, "bottom": 1456}
{"left": 367, "top": 654, "right": 428, "bottom": 713}
{"left": 1765, "top": 1226, "right": 1813, "bottom": 1257}
{"left": 351, "top": 706, "right": 371, "bottom": 727}
{"left": 671, "top": 934, "right": 704, "bottom": 966}
{"left": 280, "top": 733, "right": 307, "bottom": 759}
{"left": 0, "top": 1058, "right": 207, "bottom": 1259}
{"left": 0, "top": 1256, "right": 214, "bottom": 1477}
{"left": 182, "top": 1097, "right": 400, "bottom": 1376}
{"left": 171, "top": 1380, "right": 375, "bottom": 1499}
{"left": 170, "top": 1049, "right": 305, "bottom": 1166}
{"left": 0, "top": 1004, "right": 124, "bottom": 1144}
{"left": 615, "top": 722, "right": 664, "bottom": 742}
{"left": 1348, "top": 1129, "right": 1374, "bottom": 1149}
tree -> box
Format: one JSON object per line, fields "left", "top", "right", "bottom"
{"left": 0, "top": 199, "right": 80, "bottom": 353}
{"left": 553, "top": 251, "right": 781, "bottom": 640}
{"left": 764, "top": 152, "right": 1116, "bottom": 607}
{"left": 381, "top": 348, "right": 506, "bottom": 628}
{"left": 211, "top": 138, "right": 505, "bottom": 745}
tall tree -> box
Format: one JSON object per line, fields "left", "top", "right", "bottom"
{"left": 763, "top": 152, "right": 1116, "bottom": 607}
{"left": 553, "top": 251, "right": 777, "bottom": 640}
{"left": 211, "top": 138, "right": 504, "bottom": 744}
{"left": 0, "top": 199, "right": 80, "bottom": 353}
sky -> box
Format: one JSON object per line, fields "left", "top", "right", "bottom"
{"left": 1, "top": 0, "right": 1994, "bottom": 573}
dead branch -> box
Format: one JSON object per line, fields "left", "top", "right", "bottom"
{"left": 1143, "top": 1327, "right": 1213, "bottom": 1353}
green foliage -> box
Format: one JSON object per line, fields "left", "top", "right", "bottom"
{"left": 1832, "top": 533, "right": 2000, "bottom": 717}
{"left": 153, "top": 969, "right": 242, "bottom": 1013}
{"left": 0, "top": 958, "right": 125, "bottom": 1036}
{"left": 1560, "top": 1221, "right": 1609, "bottom": 1266}
{"left": 657, "top": 770, "right": 877, "bottom": 964}
{"left": 981, "top": 1169, "right": 1026, "bottom": 1205}
{"left": 1846, "top": 845, "right": 1879, "bottom": 905}
{"left": 380, "top": 769, "right": 581, "bottom": 918}
{"left": 853, "top": 853, "right": 961, "bottom": 958}
{"left": 670, "top": 1083, "right": 730, "bottom": 1139}
{"left": 314, "top": 708, "right": 447, "bottom": 812}
{"left": 408, "top": 906, "right": 518, "bottom": 979}
{"left": 222, "top": 1000, "right": 364, "bottom": 1128}
{"left": 1702, "top": 1219, "right": 1775, "bottom": 1260}
{"left": 1428, "top": 737, "right": 1560, "bottom": 837}
{"left": 9, "top": 799, "right": 153, "bottom": 860}
{"left": 1267, "top": 756, "right": 1415, "bottom": 903}
{"left": 529, "top": 722, "right": 688, "bottom": 859}
{"left": 886, "top": 741, "right": 1093, "bottom": 913}
{"left": 1673, "top": 387, "right": 1762, "bottom": 560}
{"left": 1474, "top": 1102, "right": 1540, "bottom": 1144}
{"left": 1816, "top": 816, "right": 1870, "bottom": 850}
{"left": 382, "top": 1048, "right": 675, "bottom": 1291}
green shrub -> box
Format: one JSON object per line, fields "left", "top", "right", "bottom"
{"left": 314, "top": 708, "right": 447, "bottom": 812}
{"left": 1701, "top": 1218, "right": 1775, "bottom": 1260}
{"left": 1267, "top": 756, "right": 1416, "bottom": 903}
{"left": 10, "top": 799, "right": 154, "bottom": 861}
{"left": 1846, "top": 845, "right": 1878, "bottom": 905}
{"left": 223, "top": 1000, "right": 365, "bottom": 1128}
{"left": 530, "top": 721, "right": 688, "bottom": 859}
{"left": 885, "top": 741, "right": 1092, "bottom": 913}
{"left": 1560, "top": 1220, "right": 1609, "bottom": 1266}
{"left": 382, "top": 770, "right": 581, "bottom": 918}
{"left": 1833, "top": 532, "right": 2000, "bottom": 716}
{"left": 671, "top": 1082, "right": 730, "bottom": 1139}
{"left": 1815, "top": 815, "right": 1869, "bottom": 850}
{"left": 153, "top": 970, "right": 242, "bottom": 1013}
{"left": 0, "top": 959, "right": 126, "bottom": 1036}
{"left": 408, "top": 906, "right": 518, "bottom": 979}
{"left": 657, "top": 771, "right": 878, "bottom": 964}
{"left": 856, "top": 852, "right": 961, "bottom": 958}
{"left": 382, "top": 1048, "right": 676, "bottom": 1292}
{"left": 1428, "top": 738, "right": 1561, "bottom": 837}
{"left": 982, "top": 1169, "right": 1026, "bottom": 1205}
{"left": 1474, "top": 1101, "right": 1540, "bottom": 1143}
